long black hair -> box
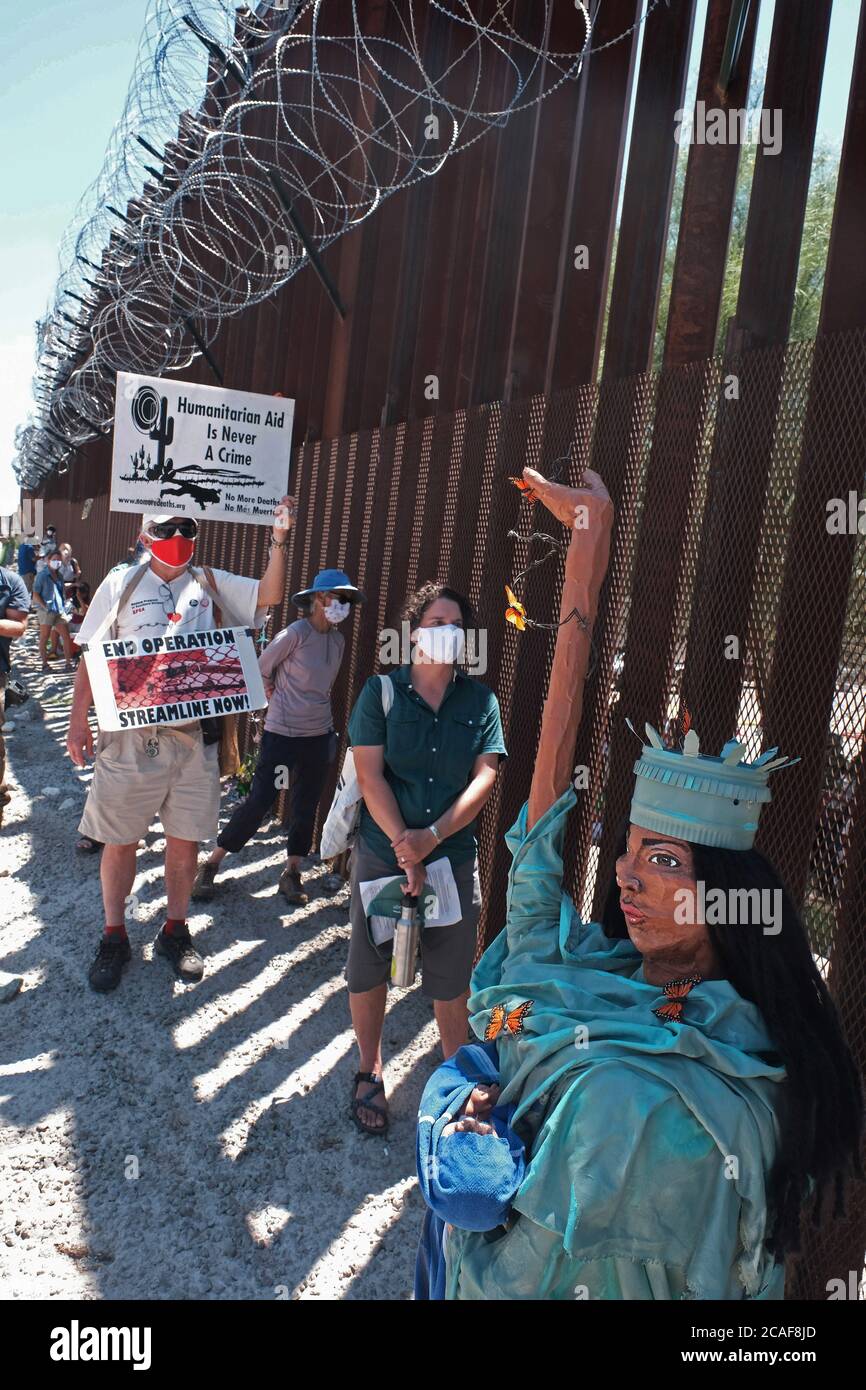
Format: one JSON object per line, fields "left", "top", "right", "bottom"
{"left": 602, "top": 826, "right": 864, "bottom": 1261}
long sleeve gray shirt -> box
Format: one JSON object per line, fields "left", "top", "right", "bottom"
{"left": 259, "top": 618, "right": 345, "bottom": 738}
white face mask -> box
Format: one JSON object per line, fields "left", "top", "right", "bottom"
{"left": 323, "top": 599, "right": 351, "bottom": 625}
{"left": 412, "top": 623, "right": 466, "bottom": 665}
{"left": 49, "top": 560, "right": 61, "bottom": 570}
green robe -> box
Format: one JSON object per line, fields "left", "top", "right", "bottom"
{"left": 446, "top": 788, "right": 786, "bottom": 1300}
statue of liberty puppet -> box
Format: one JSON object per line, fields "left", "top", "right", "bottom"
{"left": 414, "top": 465, "right": 863, "bottom": 1301}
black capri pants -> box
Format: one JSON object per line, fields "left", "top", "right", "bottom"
{"left": 217, "top": 729, "right": 336, "bottom": 858}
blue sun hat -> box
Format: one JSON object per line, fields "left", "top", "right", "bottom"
{"left": 627, "top": 720, "right": 800, "bottom": 851}
{"left": 291, "top": 568, "right": 366, "bottom": 607}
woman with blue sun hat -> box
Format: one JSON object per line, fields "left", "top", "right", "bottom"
{"left": 414, "top": 465, "right": 863, "bottom": 1300}
{"left": 193, "top": 568, "right": 364, "bottom": 906}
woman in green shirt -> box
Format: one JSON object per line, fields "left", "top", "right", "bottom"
{"left": 346, "top": 582, "right": 507, "bottom": 1135}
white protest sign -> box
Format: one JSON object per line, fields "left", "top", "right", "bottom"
{"left": 111, "top": 372, "right": 294, "bottom": 526}
{"left": 84, "top": 625, "right": 267, "bottom": 732}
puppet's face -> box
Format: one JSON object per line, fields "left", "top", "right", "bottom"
{"left": 616, "top": 824, "right": 718, "bottom": 984}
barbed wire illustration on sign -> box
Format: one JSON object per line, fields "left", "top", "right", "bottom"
{"left": 109, "top": 643, "right": 245, "bottom": 710}
{"left": 13, "top": 0, "right": 667, "bottom": 487}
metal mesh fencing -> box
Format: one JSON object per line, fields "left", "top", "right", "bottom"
{"left": 282, "top": 327, "right": 865, "bottom": 1299}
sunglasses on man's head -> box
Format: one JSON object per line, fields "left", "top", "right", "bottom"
{"left": 147, "top": 519, "right": 198, "bottom": 540}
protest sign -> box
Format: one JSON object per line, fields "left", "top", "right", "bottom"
{"left": 111, "top": 373, "right": 294, "bottom": 525}
{"left": 84, "top": 625, "right": 267, "bottom": 732}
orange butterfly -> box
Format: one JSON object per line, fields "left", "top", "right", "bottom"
{"left": 505, "top": 584, "right": 527, "bottom": 631}
{"left": 484, "top": 999, "right": 533, "bottom": 1042}
{"left": 653, "top": 975, "right": 701, "bottom": 1024}
{"left": 508, "top": 475, "right": 539, "bottom": 502}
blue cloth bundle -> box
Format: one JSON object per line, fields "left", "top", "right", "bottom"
{"left": 416, "top": 1040, "right": 525, "bottom": 1232}
{"left": 415, "top": 1041, "right": 526, "bottom": 1300}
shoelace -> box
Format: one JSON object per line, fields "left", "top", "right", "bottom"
{"left": 98, "top": 938, "right": 126, "bottom": 958}
{"left": 164, "top": 930, "right": 193, "bottom": 950}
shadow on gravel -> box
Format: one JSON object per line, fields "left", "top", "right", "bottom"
{"left": 0, "top": 638, "right": 444, "bottom": 1299}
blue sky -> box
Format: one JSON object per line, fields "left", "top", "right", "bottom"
{"left": 0, "top": 0, "right": 861, "bottom": 516}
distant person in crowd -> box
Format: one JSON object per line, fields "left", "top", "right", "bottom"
{"left": 33, "top": 549, "right": 74, "bottom": 673}
{"left": 0, "top": 564, "right": 30, "bottom": 827}
{"left": 126, "top": 539, "right": 147, "bottom": 566}
{"left": 16, "top": 531, "right": 38, "bottom": 593}
{"left": 345, "top": 582, "right": 506, "bottom": 1135}
{"left": 192, "top": 568, "right": 365, "bottom": 907}
{"left": 58, "top": 544, "right": 82, "bottom": 604}
{"left": 69, "top": 581, "right": 91, "bottom": 647}
{"left": 40, "top": 527, "right": 57, "bottom": 586}
{"left": 66, "top": 500, "right": 296, "bottom": 994}
{"left": 68, "top": 583, "right": 91, "bottom": 678}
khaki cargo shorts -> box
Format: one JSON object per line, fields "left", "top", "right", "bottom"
{"left": 37, "top": 609, "right": 69, "bottom": 629}
{"left": 79, "top": 725, "right": 221, "bottom": 845}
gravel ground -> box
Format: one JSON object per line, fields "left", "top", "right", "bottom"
{"left": 0, "top": 628, "right": 438, "bottom": 1300}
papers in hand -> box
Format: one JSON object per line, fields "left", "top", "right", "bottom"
{"left": 360, "top": 857, "right": 463, "bottom": 945}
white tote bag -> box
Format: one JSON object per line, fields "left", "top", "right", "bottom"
{"left": 319, "top": 674, "right": 394, "bottom": 859}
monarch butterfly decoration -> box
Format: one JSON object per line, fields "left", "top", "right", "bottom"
{"left": 484, "top": 999, "right": 534, "bottom": 1042}
{"left": 508, "top": 475, "right": 540, "bottom": 502}
{"left": 508, "top": 456, "right": 570, "bottom": 504}
{"left": 652, "top": 974, "right": 702, "bottom": 1024}
{"left": 503, "top": 472, "right": 591, "bottom": 637}
{"left": 504, "top": 584, "right": 527, "bottom": 631}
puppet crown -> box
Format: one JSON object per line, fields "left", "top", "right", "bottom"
{"left": 627, "top": 720, "right": 799, "bottom": 851}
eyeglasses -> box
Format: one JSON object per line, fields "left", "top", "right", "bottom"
{"left": 158, "top": 583, "right": 180, "bottom": 623}
{"left": 148, "top": 519, "right": 198, "bottom": 540}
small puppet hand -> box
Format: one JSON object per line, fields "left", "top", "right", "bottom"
{"left": 440, "top": 1083, "right": 502, "bottom": 1136}
{"left": 442, "top": 1116, "right": 496, "bottom": 1139}
{"left": 463, "top": 1082, "right": 501, "bottom": 1119}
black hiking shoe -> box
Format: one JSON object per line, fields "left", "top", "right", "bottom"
{"left": 88, "top": 936, "right": 132, "bottom": 993}
{"left": 154, "top": 926, "right": 204, "bottom": 982}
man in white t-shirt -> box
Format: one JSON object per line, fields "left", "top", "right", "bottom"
{"left": 67, "top": 500, "right": 295, "bottom": 994}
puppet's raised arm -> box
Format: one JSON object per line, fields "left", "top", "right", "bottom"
{"left": 524, "top": 467, "right": 613, "bottom": 831}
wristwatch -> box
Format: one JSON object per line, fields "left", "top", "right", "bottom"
{"left": 428, "top": 822, "right": 442, "bottom": 842}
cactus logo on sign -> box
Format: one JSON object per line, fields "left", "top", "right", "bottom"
{"left": 111, "top": 371, "right": 294, "bottom": 527}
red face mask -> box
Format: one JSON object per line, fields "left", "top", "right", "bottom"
{"left": 149, "top": 535, "right": 195, "bottom": 568}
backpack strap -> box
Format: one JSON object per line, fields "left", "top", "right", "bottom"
{"left": 379, "top": 673, "right": 394, "bottom": 717}
{"left": 82, "top": 562, "right": 151, "bottom": 648}
{"left": 189, "top": 564, "right": 245, "bottom": 629}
